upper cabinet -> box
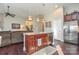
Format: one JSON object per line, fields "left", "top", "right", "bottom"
{"left": 64, "top": 14, "right": 72, "bottom": 22}
{"left": 64, "top": 11, "right": 79, "bottom": 22}
{"left": 71, "top": 12, "right": 79, "bottom": 20}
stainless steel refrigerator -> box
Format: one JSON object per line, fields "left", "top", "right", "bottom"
{"left": 64, "top": 20, "right": 78, "bottom": 44}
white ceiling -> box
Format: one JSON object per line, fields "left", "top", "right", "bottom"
{"left": 0, "top": 3, "right": 79, "bottom": 19}
{"left": 0, "top": 3, "right": 62, "bottom": 19}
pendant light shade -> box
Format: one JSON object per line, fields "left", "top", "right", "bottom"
{"left": 28, "top": 16, "right": 32, "bottom": 21}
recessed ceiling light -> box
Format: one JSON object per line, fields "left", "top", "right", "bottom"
{"left": 55, "top": 5, "right": 58, "bottom": 8}
{"left": 28, "top": 16, "right": 32, "bottom": 21}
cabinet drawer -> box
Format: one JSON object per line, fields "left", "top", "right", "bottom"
{"left": 64, "top": 15, "right": 72, "bottom": 21}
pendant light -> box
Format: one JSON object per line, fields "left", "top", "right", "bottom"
{"left": 28, "top": 16, "right": 32, "bottom": 21}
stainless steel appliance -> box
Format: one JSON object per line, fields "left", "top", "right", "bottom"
{"left": 64, "top": 20, "right": 78, "bottom": 44}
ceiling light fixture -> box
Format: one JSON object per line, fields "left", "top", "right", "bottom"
{"left": 28, "top": 16, "right": 32, "bottom": 21}
{"left": 55, "top": 5, "right": 58, "bottom": 8}
{"left": 36, "top": 18, "right": 40, "bottom": 22}
{"left": 5, "top": 6, "right": 15, "bottom": 17}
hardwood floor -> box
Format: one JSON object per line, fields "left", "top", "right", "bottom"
{"left": 0, "top": 41, "right": 79, "bottom": 55}
{"left": 0, "top": 43, "right": 26, "bottom": 55}
{"left": 54, "top": 40, "right": 79, "bottom": 55}
{"left": 64, "top": 44, "right": 79, "bottom": 55}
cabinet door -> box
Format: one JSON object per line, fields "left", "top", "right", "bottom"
{"left": 0, "top": 33, "right": 11, "bottom": 47}
{"left": 0, "top": 14, "right": 4, "bottom": 29}
{"left": 26, "top": 35, "right": 36, "bottom": 54}
{"left": 64, "top": 15, "right": 72, "bottom": 22}
{"left": 41, "top": 34, "right": 48, "bottom": 46}
{"left": 11, "top": 32, "right": 23, "bottom": 43}
{"left": 47, "top": 33, "right": 53, "bottom": 44}
{"left": 72, "top": 13, "right": 77, "bottom": 20}
{"left": 77, "top": 14, "right": 79, "bottom": 19}
{"left": 71, "top": 12, "right": 79, "bottom": 20}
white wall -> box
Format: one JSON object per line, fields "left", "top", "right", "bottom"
{"left": 44, "top": 7, "right": 64, "bottom": 42}
{"left": 64, "top": 4, "right": 79, "bottom": 15}
{"left": 33, "top": 20, "right": 39, "bottom": 33}
{"left": 44, "top": 13, "right": 53, "bottom": 33}
{"left": 3, "top": 16, "right": 25, "bottom": 31}
{"left": 52, "top": 7, "right": 64, "bottom": 42}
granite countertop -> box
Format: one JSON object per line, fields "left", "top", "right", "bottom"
{"left": 23, "top": 32, "right": 53, "bottom": 35}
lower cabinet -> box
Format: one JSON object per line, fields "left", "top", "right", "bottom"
{"left": 24, "top": 33, "right": 53, "bottom": 54}
{"left": 11, "top": 32, "right": 23, "bottom": 44}
{"left": 0, "top": 32, "right": 11, "bottom": 47}
{"left": 0, "top": 31, "right": 24, "bottom": 47}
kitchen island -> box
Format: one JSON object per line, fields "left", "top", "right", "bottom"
{"left": 23, "top": 32, "right": 53, "bottom": 55}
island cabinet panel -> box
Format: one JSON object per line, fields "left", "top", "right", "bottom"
{"left": 25, "top": 35, "right": 36, "bottom": 54}
{"left": 35, "top": 34, "right": 48, "bottom": 50}
{"left": 24, "top": 33, "right": 53, "bottom": 54}
{"left": 40, "top": 34, "right": 48, "bottom": 46}
{"left": 48, "top": 33, "right": 53, "bottom": 44}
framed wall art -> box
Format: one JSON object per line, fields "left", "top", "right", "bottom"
{"left": 12, "top": 23, "right": 20, "bottom": 29}
{"left": 45, "top": 21, "right": 51, "bottom": 28}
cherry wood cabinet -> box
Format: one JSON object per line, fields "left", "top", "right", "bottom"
{"left": 71, "top": 12, "right": 79, "bottom": 20}
{"left": 64, "top": 11, "right": 79, "bottom": 22}
{"left": 23, "top": 33, "right": 53, "bottom": 54}
{"left": 64, "top": 14, "right": 72, "bottom": 22}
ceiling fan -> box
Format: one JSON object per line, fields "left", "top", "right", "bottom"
{"left": 5, "top": 6, "right": 15, "bottom": 17}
